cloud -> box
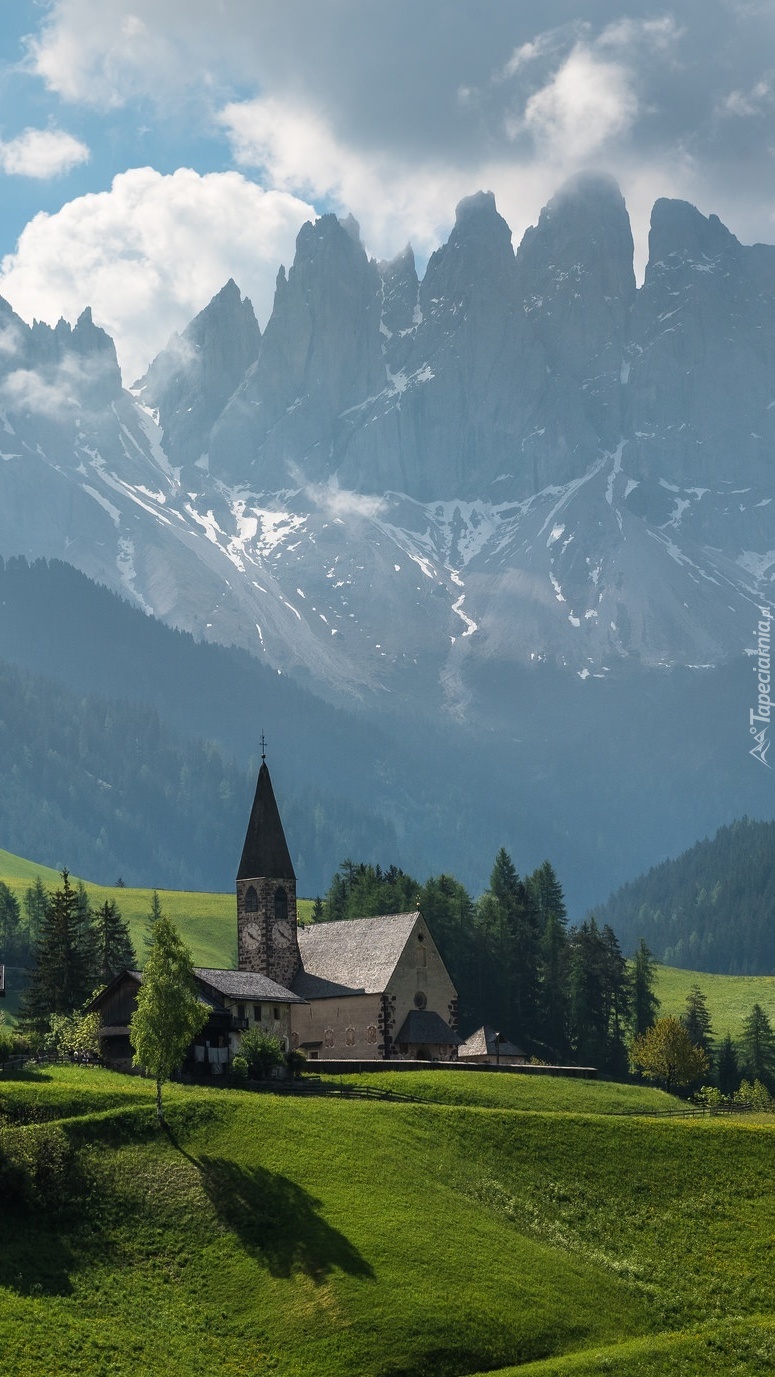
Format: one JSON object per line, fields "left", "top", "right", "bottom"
{"left": 0, "top": 352, "right": 113, "bottom": 419}
{"left": 720, "top": 77, "right": 773, "bottom": 118}
{"left": 0, "top": 166, "right": 315, "bottom": 384}
{"left": 219, "top": 97, "right": 479, "bottom": 264}
{"left": 512, "top": 46, "right": 639, "bottom": 160}
{"left": 0, "top": 127, "right": 90, "bottom": 178}
{"left": 305, "top": 476, "right": 387, "bottom": 523}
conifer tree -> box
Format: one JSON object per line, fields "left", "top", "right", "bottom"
{"left": 92, "top": 899, "right": 137, "bottom": 984}
{"left": 23, "top": 876, "right": 48, "bottom": 950}
{"left": 538, "top": 911, "right": 570, "bottom": 1056}
{"left": 681, "top": 985, "right": 715, "bottom": 1066}
{"left": 144, "top": 890, "right": 164, "bottom": 954}
{"left": 20, "top": 870, "right": 94, "bottom": 1031}
{"left": 630, "top": 939, "right": 660, "bottom": 1037}
{"left": 0, "top": 883, "right": 22, "bottom": 964}
{"left": 716, "top": 1032, "right": 741, "bottom": 1096}
{"left": 740, "top": 1004, "right": 775, "bottom": 1088}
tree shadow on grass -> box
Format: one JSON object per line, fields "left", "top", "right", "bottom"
{"left": 193, "top": 1152, "right": 375, "bottom": 1284}
{"left": 0, "top": 1216, "right": 76, "bottom": 1297}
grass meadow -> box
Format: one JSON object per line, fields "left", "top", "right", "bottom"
{"left": 0, "top": 849, "right": 314, "bottom": 1022}
{"left": 1, "top": 1065, "right": 775, "bottom": 1376}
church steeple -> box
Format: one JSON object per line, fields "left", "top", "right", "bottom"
{"left": 237, "top": 762, "right": 295, "bottom": 882}
{"left": 236, "top": 754, "right": 300, "bottom": 987}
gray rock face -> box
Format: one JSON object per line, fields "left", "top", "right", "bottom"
{"left": 0, "top": 174, "right": 773, "bottom": 715}
{"left": 135, "top": 279, "right": 260, "bottom": 472}
{"left": 628, "top": 198, "right": 775, "bottom": 530}
{"left": 208, "top": 215, "right": 384, "bottom": 488}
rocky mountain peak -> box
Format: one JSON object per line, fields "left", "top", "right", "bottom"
{"left": 645, "top": 198, "right": 741, "bottom": 279}
{"left": 135, "top": 280, "right": 260, "bottom": 470}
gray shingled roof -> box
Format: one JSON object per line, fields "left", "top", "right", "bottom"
{"left": 394, "top": 1009, "right": 461, "bottom": 1046}
{"left": 457, "top": 1025, "right": 526, "bottom": 1059}
{"left": 194, "top": 968, "right": 304, "bottom": 1004}
{"left": 293, "top": 912, "right": 420, "bottom": 998}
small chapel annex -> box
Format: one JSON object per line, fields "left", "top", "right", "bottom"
{"left": 238, "top": 756, "right": 461, "bottom": 1062}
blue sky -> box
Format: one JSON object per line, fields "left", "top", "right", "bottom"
{"left": 2, "top": 2, "right": 775, "bottom": 382}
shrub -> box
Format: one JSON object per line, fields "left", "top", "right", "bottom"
{"left": 230, "top": 1054, "right": 249, "bottom": 1085}
{"left": 239, "top": 1028, "right": 284, "bottom": 1080}
{"left": 286, "top": 1048, "right": 307, "bottom": 1078}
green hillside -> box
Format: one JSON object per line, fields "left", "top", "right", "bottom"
{"left": 654, "top": 964, "right": 775, "bottom": 1041}
{"left": 0, "top": 850, "right": 315, "bottom": 1024}
{"left": 2, "top": 1066, "right": 775, "bottom": 1376}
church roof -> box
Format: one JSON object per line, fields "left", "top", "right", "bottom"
{"left": 194, "top": 968, "right": 305, "bottom": 1004}
{"left": 394, "top": 1009, "right": 461, "bottom": 1047}
{"left": 293, "top": 911, "right": 420, "bottom": 998}
{"left": 237, "top": 760, "right": 295, "bottom": 881}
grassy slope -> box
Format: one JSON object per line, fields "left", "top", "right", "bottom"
{"left": 2, "top": 1067, "right": 775, "bottom": 1377}
{"left": 654, "top": 964, "right": 775, "bottom": 1040}
{"left": 0, "top": 850, "right": 314, "bottom": 1023}
{"left": 331, "top": 1070, "right": 680, "bottom": 1114}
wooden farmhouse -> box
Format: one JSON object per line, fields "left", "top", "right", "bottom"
{"left": 89, "top": 966, "right": 304, "bottom": 1073}
{"left": 93, "top": 752, "right": 460, "bottom": 1070}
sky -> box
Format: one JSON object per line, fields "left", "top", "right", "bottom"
{"left": 1, "top": 1, "right": 774, "bottom": 383}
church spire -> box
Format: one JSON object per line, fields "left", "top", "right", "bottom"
{"left": 236, "top": 754, "right": 300, "bottom": 986}
{"left": 237, "top": 759, "right": 295, "bottom": 882}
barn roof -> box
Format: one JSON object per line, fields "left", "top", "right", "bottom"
{"left": 293, "top": 911, "right": 420, "bottom": 998}
{"left": 194, "top": 968, "right": 304, "bottom": 1004}
{"left": 237, "top": 760, "right": 295, "bottom": 882}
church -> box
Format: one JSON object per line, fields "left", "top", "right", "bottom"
{"left": 236, "top": 754, "right": 461, "bottom": 1062}
{"left": 93, "top": 752, "right": 460, "bottom": 1069}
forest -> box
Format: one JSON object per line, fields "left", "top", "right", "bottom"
{"left": 594, "top": 817, "right": 775, "bottom": 974}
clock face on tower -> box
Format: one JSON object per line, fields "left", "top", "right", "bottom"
{"left": 244, "top": 924, "right": 261, "bottom": 945}
{"left": 274, "top": 919, "right": 294, "bottom": 946}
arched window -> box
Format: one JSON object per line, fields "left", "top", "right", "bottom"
{"left": 274, "top": 886, "right": 288, "bottom": 922}
{"left": 244, "top": 885, "right": 258, "bottom": 913}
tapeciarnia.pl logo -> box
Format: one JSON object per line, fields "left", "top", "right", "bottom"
{"left": 750, "top": 604, "right": 773, "bottom": 768}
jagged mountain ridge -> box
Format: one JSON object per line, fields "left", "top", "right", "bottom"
{"left": 0, "top": 172, "right": 772, "bottom": 711}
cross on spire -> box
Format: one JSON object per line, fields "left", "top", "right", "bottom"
{"left": 260, "top": 731, "right": 267, "bottom": 762}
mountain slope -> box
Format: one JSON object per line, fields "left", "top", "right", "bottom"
{"left": 593, "top": 817, "right": 775, "bottom": 973}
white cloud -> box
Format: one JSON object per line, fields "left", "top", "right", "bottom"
{"left": 0, "top": 352, "right": 114, "bottom": 418}
{"left": 219, "top": 97, "right": 478, "bottom": 264}
{"left": 0, "top": 127, "right": 90, "bottom": 178}
{"left": 721, "top": 78, "right": 773, "bottom": 118}
{"left": 0, "top": 166, "right": 315, "bottom": 384}
{"left": 512, "top": 46, "right": 639, "bottom": 160}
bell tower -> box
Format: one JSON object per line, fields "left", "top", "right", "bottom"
{"left": 236, "top": 746, "right": 301, "bottom": 989}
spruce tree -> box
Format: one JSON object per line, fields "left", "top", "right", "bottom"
{"left": 630, "top": 939, "right": 660, "bottom": 1037}
{"left": 601, "top": 925, "right": 632, "bottom": 1077}
{"left": 716, "top": 1032, "right": 741, "bottom": 1096}
{"left": 0, "top": 883, "right": 22, "bottom": 964}
{"left": 92, "top": 899, "right": 137, "bottom": 984}
{"left": 144, "top": 890, "right": 164, "bottom": 955}
{"left": 740, "top": 1004, "right": 775, "bottom": 1088}
{"left": 539, "top": 911, "right": 570, "bottom": 1056}
{"left": 20, "top": 870, "right": 93, "bottom": 1031}
{"left": 681, "top": 985, "right": 715, "bottom": 1066}
{"left": 23, "top": 876, "right": 48, "bottom": 950}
